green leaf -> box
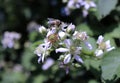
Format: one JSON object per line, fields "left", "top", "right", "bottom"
{"left": 108, "top": 25, "right": 120, "bottom": 38}
{"left": 84, "top": 58, "right": 101, "bottom": 71}
{"left": 101, "top": 48, "right": 120, "bottom": 81}
{"left": 97, "top": 0, "right": 118, "bottom": 19}
{"left": 22, "top": 48, "right": 36, "bottom": 71}
{"left": 1, "top": 71, "right": 26, "bottom": 83}
{"left": 33, "top": 75, "right": 46, "bottom": 83}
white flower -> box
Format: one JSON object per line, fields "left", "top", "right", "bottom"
{"left": 1, "top": 38, "right": 14, "bottom": 48}
{"left": 97, "top": 35, "right": 104, "bottom": 44}
{"left": 95, "top": 35, "right": 115, "bottom": 57}
{"left": 97, "top": 35, "right": 115, "bottom": 51}
{"left": 73, "top": 31, "right": 88, "bottom": 41}
{"left": 56, "top": 39, "right": 83, "bottom": 64}
{"left": 34, "top": 42, "right": 51, "bottom": 63}
{"left": 42, "top": 58, "right": 54, "bottom": 70}
{"left": 1, "top": 31, "right": 21, "bottom": 48}
{"left": 81, "top": 0, "right": 96, "bottom": 10}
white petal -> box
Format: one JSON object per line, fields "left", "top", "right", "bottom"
{"left": 84, "top": 3, "right": 90, "bottom": 10}
{"left": 106, "top": 47, "right": 115, "bottom": 52}
{"left": 46, "top": 29, "right": 56, "bottom": 37}
{"left": 64, "top": 39, "right": 72, "bottom": 48}
{"left": 97, "top": 35, "right": 104, "bottom": 44}
{"left": 75, "top": 47, "right": 82, "bottom": 54}
{"left": 67, "top": 0, "right": 75, "bottom": 9}
{"left": 42, "top": 54, "right": 45, "bottom": 62}
{"left": 90, "top": 1, "right": 96, "bottom": 7}
{"left": 82, "top": 9, "right": 88, "bottom": 17}
{"left": 73, "top": 31, "right": 78, "bottom": 36}
{"left": 105, "top": 40, "right": 111, "bottom": 49}
{"left": 66, "top": 23, "right": 75, "bottom": 33}
{"left": 58, "top": 31, "right": 66, "bottom": 39}
{"left": 95, "top": 49, "right": 103, "bottom": 57}
{"left": 74, "top": 55, "right": 83, "bottom": 63}
{"left": 56, "top": 48, "right": 69, "bottom": 53}
{"left": 38, "top": 56, "right": 42, "bottom": 63}
{"left": 64, "top": 54, "right": 71, "bottom": 64}
{"left": 42, "top": 58, "right": 54, "bottom": 70}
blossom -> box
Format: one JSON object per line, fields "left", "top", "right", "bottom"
{"left": 95, "top": 35, "right": 115, "bottom": 57}
{"left": 62, "top": 0, "right": 96, "bottom": 17}
{"left": 73, "top": 31, "right": 88, "bottom": 41}
{"left": 1, "top": 31, "right": 21, "bottom": 48}
{"left": 34, "top": 42, "right": 51, "bottom": 63}
{"left": 56, "top": 39, "right": 83, "bottom": 64}
{"left": 81, "top": 0, "right": 96, "bottom": 10}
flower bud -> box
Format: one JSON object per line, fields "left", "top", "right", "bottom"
{"left": 66, "top": 23, "right": 75, "bottom": 34}
{"left": 39, "top": 26, "right": 47, "bottom": 34}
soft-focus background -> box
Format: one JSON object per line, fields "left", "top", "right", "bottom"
{"left": 0, "top": 0, "right": 120, "bottom": 83}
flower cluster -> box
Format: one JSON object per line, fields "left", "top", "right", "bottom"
{"left": 62, "top": 0, "right": 96, "bottom": 17}
{"left": 34, "top": 18, "right": 115, "bottom": 73}
{"left": 1, "top": 31, "right": 21, "bottom": 49}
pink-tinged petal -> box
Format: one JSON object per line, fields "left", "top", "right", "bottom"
{"left": 105, "top": 40, "right": 111, "bottom": 49}
{"left": 97, "top": 35, "right": 104, "bottom": 44}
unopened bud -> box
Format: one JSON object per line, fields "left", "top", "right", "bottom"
{"left": 66, "top": 23, "right": 75, "bottom": 34}
{"left": 39, "top": 26, "right": 47, "bottom": 34}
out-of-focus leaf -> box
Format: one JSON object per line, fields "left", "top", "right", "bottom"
{"left": 84, "top": 58, "right": 101, "bottom": 71}
{"left": 108, "top": 25, "right": 120, "bottom": 38}
{"left": 97, "top": 0, "right": 118, "bottom": 19}
{"left": 22, "top": 48, "right": 36, "bottom": 71}
{"left": 33, "top": 75, "right": 46, "bottom": 83}
{"left": 101, "top": 48, "right": 120, "bottom": 81}
{"left": 76, "top": 24, "right": 93, "bottom": 36}
{"left": 1, "top": 71, "right": 26, "bottom": 83}
{"left": 29, "top": 31, "right": 39, "bottom": 42}
{"left": 88, "top": 79, "right": 99, "bottom": 83}
{"left": 23, "top": 8, "right": 31, "bottom": 19}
